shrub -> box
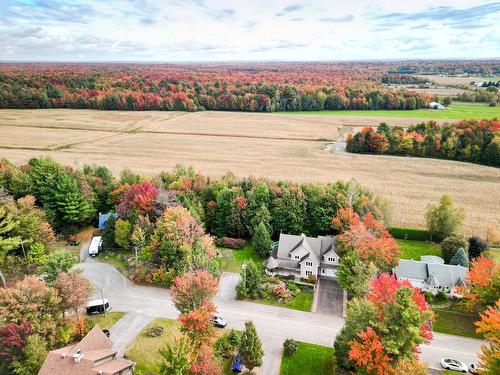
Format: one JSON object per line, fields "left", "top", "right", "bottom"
{"left": 307, "top": 274, "right": 317, "bottom": 284}
{"left": 283, "top": 338, "right": 298, "bottom": 355}
{"left": 272, "top": 282, "right": 292, "bottom": 301}
{"left": 468, "top": 236, "right": 488, "bottom": 259}
{"left": 287, "top": 281, "right": 299, "bottom": 293}
{"left": 424, "top": 291, "right": 434, "bottom": 303}
{"left": 435, "top": 290, "right": 448, "bottom": 301}
{"left": 483, "top": 136, "right": 500, "bottom": 167}
{"left": 146, "top": 326, "right": 164, "bottom": 337}
{"left": 259, "top": 290, "right": 269, "bottom": 299}
{"left": 441, "top": 235, "right": 468, "bottom": 263}
{"left": 215, "top": 237, "right": 246, "bottom": 249}
{"left": 150, "top": 267, "right": 174, "bottom": 287}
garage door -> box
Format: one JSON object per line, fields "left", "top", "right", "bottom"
{"left": 320, "top": 268, "right": 337, "bottom": 278}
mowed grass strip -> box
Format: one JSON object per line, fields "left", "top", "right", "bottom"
{"left": 396, "top": 239, "right": 442, "bottom": 260}
{"left": 125, "top": 318, "right": 180, "bottom": 375}
{"left": 432, "top": 308, "right": 481, "bottom": 339}
{"left": 86, "top": 311, "right": 126, "bottom": 331}
{"left": 275, "top": 102, "right": 500, "bottom": 120}
{"left": 280, "top": 342, "right": 335, "bottom": 375}
{"left": 217, "top": 244, "right": 265, "bottom": 273}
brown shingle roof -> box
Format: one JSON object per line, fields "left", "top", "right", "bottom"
{"left": 38, "top": 325, "right": 134, "bottom": 375}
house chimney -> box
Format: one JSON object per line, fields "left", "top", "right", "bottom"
{"left": 73, "top": 349, "right": 83, "bottom": 363}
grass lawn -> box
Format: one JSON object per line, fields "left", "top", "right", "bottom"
{"left": 432, "top": 306, "right": 481, "bottom": 339}
{"left": 125, "top": 318, "right": 180, "bottom": 375}
{"left": 86, "top": 311, "right": 125, "bottom": 330}
{"left": 484, "top": 248, "right": 500, "bottom": 263}
{"left": 100, "top": 249, "right": 132, "bottom": 271}
{"left": 274, "top": 102, "right": 500, "bottom": 120}
{"left": 255, "top": 291, "right": 314, "bottom": 312}
{"left": 280, "top": 342, "right": 336, "bottom": 375}
{"left": 397, "top": 239, "right": 442, "bottom": 260}
{"left": 217, "top": 244, "right": 264, "bottom": 273}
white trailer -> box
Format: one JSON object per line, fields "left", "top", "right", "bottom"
{"left": 88, "top": 236, "right": 102, "bottom": 257}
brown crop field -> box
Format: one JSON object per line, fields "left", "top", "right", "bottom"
{"left": 0, "top": 109, "right": 498, "bottom": 236}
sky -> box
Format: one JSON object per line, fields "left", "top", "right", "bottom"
{"left": 0, "top": 0, "right": 499, "bottom": 61}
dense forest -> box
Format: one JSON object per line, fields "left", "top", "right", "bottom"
{"left": 346, "top": 119, "right": 500, "bottom": 166}
{"left": 0, "top": 157, "right": 385, "bottom": 282}
{"left": 0, "top": 62, "right": 435, "bottom": 112}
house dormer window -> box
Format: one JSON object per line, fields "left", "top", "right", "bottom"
{"left": 328, "top": 257, "right": 335, "bottom": 262}
{"left": 294, "top": 255, "right": 300, "bottom": 260}
{"left": 306, "top": 261, "right": 313, "bottom": 266}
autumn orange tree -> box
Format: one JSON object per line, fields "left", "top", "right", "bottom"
{"left": 334, "top": 209, "right": 400, "bottom": 271}
{"left": 335, "top": 274, "right": 433, "bottom": 374}
{"left": 459, "top": 256, "right": 500, "bottom": 312}
{"left": 474, "top": 299, "right": 500, "bottom": 374}
{"left": 170, "top": 269, "right": 221, "bottom": 374}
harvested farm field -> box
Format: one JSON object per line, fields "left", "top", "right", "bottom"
{"left": 1, "top": 109, "right": 499, "bottom": 236}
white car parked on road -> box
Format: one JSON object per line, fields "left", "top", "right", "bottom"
{"left": 441, "top": 358, "right": 468, "bottom": 373}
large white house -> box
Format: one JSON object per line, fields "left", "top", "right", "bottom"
{"left": 264, "top": 233, "right": 340, "bottom": 279}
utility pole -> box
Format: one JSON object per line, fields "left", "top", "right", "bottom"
{"left": 0, "top": 271, "right": 6, "bottom": 288}
{"left": 100, "top": 288, "right": 107, "bottom": 316}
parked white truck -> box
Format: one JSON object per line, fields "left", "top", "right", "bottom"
{"left": 88, "top": 236, "right": 102, "bottom": 257}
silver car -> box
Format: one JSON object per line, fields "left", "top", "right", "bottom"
{"left": 440, "top": 358, "right": 468, "bottom": 373}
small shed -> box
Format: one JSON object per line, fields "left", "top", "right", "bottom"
{"left": 98, "top": 213, "right": 117, "bottom": 230}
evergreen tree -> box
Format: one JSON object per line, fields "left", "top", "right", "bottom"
{"left": 239, "top": 321, "right": 264, "bottom": 372}
{"left": 101, "top": 216, "right": 117, "bottom": 251}
{"left": 236, "top": 260, "right": 262, "bottom": 298}
{"left": 441, "top": 235, "right": 468, "bottom": 263}
{"left": 42, "top": 250, "right": 78, "bottom": 284}
{"left": 249, "top": 204, "right": 272, "bottom": 237}
{"left": 450, "top": 248, "right": 469, "bottom": 267}
{"left": 0, "top": 206, "right": 23, "bottom": 256}
{"left": 252, "top": 221, "right": 272, "bottom": 258}
{"left": 50, "top": 173, "right": 95, "bottom": 228}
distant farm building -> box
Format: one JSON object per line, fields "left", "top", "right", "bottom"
{"left": 429, "top": 101, "right": 445, "bottom": 110}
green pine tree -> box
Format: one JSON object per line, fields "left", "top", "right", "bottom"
{"left": 252, "top": 221, "right": 273, "bottom": 258}
{"left": 0, "top": 206, "right": 23, "bottom": 256}
{"left": 239, "top": 321, "right": 264, "bottom": 372}
{"left": 449, "top": 247, "right": 469, "bottom": 267}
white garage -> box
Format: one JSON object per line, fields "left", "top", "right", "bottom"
{"left": 320, "top": 267, "right": 337, "bottom": 278}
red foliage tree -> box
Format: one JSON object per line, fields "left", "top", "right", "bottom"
{"left": 189, "top": 345, "right": 222, "bottom": 375}
{"left": 0, "top": 322, "right": 32, "bottom": 362}
{"left": 117, "top": 181, "right": 158, "bottom": 219}
{"left": 178, "top": 300, "right": 216, "bottom": 349}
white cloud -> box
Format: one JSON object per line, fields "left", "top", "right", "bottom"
{"left": 0, "top": 0, "right": 498, "bottom": 61}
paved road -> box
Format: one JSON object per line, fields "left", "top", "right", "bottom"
{"left": 80, "top": 262, "right": 483, "bottom": 374}
{"left": 316, "top": 278, "right": 344, "bottom": 316}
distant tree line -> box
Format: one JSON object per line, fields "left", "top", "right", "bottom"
{"left": 0, "top": 64, "right": 434, "bottom": 112}
{"left": 346, "top": 119, "right": 500, "bottom": 166}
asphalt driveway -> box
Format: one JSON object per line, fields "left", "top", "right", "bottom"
{"left": 316, "top": 278, "right": 344, "bottom": 316}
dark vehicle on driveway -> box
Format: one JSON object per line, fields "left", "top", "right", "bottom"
{"left": 231, "top": 354, "right": 242, "bottom": 373}
{"left": 86, "top": 298, "right": 110, "bottom": 315}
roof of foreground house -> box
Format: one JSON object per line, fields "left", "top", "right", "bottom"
{"left": 38, "top": 326, "right": 134, "bottom": 375}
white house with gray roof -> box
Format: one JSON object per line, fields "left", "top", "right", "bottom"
{"left": 393, "top": 256, "right": 468, "bottom": 295}
{"left": 264, "top": 233, "right": 339, "bottom": 280}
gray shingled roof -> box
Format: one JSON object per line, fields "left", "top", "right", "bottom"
{"left": 394, "top": 260, "right": 428, "bottom": 280}
{"left": 394, "top": 259, "right": 469, "bottom": 289}
{"left": 272, "top": 233, "right": 335, "bottom": 270}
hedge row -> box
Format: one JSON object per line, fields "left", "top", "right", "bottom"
{"left": 389, "top": 227, "right": 432, "bottom": 242}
